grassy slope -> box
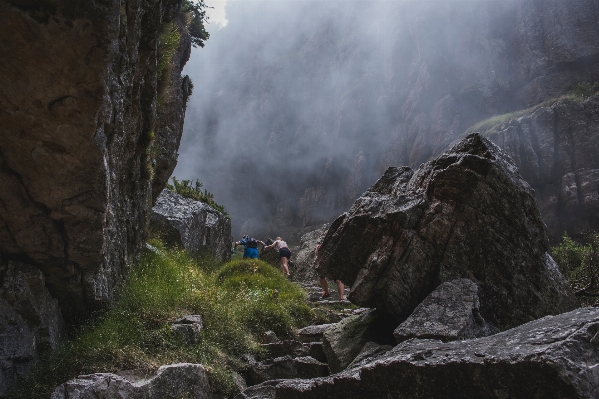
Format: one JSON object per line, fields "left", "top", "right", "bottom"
{"left": 9, "top": 240, "right": 313, "bottom": 398}
{"left": 463, "top": 94, "right": 583, "bottom": 138}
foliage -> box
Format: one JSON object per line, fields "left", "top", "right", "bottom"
{"left": 157, "top": 22, "right": 181, "bottom": 79}
{"left": 182, "top": 0, "right": 210, "bottom": 48}
{"left": 569, "top": 81, "right": 599, "bottom": 99}
{"left": 463, "top": 94, "right": 583, "bottom": 138}
{"left": 8, "top": 242, "right": 313, "bottom": 399}
{"left": 552, "top": 232, "right": 599, "bottom": 306}
{"left": 140, "top": 131, "right": 156, "bottom": 180}
{"left": 166, "top": 176, "right": 229, "bottom": 217}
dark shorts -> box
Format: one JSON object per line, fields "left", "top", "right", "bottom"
{"left": 279, "top": 247, "right": 292, "bottom": 259}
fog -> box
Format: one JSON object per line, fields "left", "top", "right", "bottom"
{"left": 174, "top": 0, "right": 526, "bottom": 241}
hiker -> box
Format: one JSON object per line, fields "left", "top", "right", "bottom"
{"left": 264, "top": 237, "right": 292, "bottom": 278}
{"left": 315, "top": 243, "right": 345, "bottom": 300}
{"left": 235, "top": 235, "right": 265, "bottom": 259}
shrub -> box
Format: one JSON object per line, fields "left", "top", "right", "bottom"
{"left": 463, "top": 94, "right": 584, "bottom": 137}
{"left": 157, "top": 22, "right": 181, "bottom": 79}
{"left": 181, "top": 0, "right": 210, "bottom": 48}
{"left": 552, "top": 232, "right": 599, "bottom": 306}
{"left": 8, "top": 242, "right": 313, "bottom": 398}
{"left": 166, "top": 176, "right": 229, "bottom": 217}
{"left": 569, "top": 81, "right": 599, "bottom": 99}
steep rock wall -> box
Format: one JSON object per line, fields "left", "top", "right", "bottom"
{"left": 485, "top": 95, "right": 599, "bottom": 241}
{"left": 0, "top": 0, "right": 190, "bottom": 317}
{"left": 0, "top": 0, "right": 192, "bottom": 393}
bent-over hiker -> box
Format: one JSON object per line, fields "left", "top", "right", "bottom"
{"left": 264, "top": 237, "right": 292, "bottom": 278}
{"left": 315, "top": 243, "right": 345, "bottom": 300}
{"left": 235, "top": 235, "right": 265, "bottom": 259}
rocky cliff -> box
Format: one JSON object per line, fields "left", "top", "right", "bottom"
{"left": 180, "top": 0, "right": 599, "bottom": 242}
{"left": 0, "top": 0, "right": 192, "bottom": 393}
{"left": 483, "top": 95, "right": 599, "bottom": 240}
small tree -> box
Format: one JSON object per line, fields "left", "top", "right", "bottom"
{"left": 552, "top": 232, "right": 599, "bottom": 306}
{"left": 181, "top": 0, "right": 210, "bottom": 48}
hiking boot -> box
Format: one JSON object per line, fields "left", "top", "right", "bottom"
{"left": 320, "top": 292, "right": 332, "bottom": 300}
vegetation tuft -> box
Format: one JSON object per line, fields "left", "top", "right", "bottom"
{"left": 166, "top": 176, "right": 229, "bottom": 217}
{"left": 552, "top": 232, "right": 599, "bottom": 307}
{"left": 157, "top": 21, "right": 181, "bottom": 80}
{"left": 182, "top": 0, "right": 210, "bottom": 48}
{"left": 8, "top": 241, "right": 313, "bottom": 398}
{"left": 569, "top": 81, "right": 599, "bottom": 99}
{"left": 463, "top": 94, "right": 585, "bottom": 138}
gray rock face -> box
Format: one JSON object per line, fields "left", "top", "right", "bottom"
{"left": 0, "top": 2, "right": 192, "bottom": 391}
{"left": 170, "top": 315, "right": 203, "bottom": 345}
{"left": 486, "top": 95, "right": 599, "bottom": 241}
{"left": 260, "top": 340, "right": 308, "bottom": 360}
{"left": 346, "top": 341, "right": 393, "bottom": 370}
{"left": 237, "top": 307, "right": 599, "bottom": 399}
{"left": 0, "top": 260, "right": 64, "bottom": 397}
{"left": 290, "top": 224, "right": 328, "bottom": 283}
{"left": 316, "top": 134, "right": 576, "bottom": 330}
{"left": 247, "top": 355, "right": 328, "bottom": 385}
{"left": 293, "top": 357, "right": 329, "bottom": 380}
{"left": 51, "top": 363, "right": 212, "bottom": 399}
{"left": 249, "top": 355, "right": 297, "bottom": 385}
{"left": 297, "top": 324, "right": 334, "bottom": 343}
{"left": 150, "top": 190, "right": 231, "bottom": 262}
{"left": 322, "top": 309, "right": 378, "bottom": 373}
{"left": 394, "top": 278, "right": 497, "bottom": 343}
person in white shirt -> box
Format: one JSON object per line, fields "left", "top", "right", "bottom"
{"left": 264, "top": 237, "right": 292, "bottom": 278}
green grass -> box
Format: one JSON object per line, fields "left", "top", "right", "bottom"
{"left": 9, "top": 240, "right": 313, "bottom": 398}
{"left": 157, "top": 22, "right": 181, "bottom": 80}
{"left": 552, "top": 232, "right": 599, "bottom": 307}
{"left": 463, "top": 94, "right": 583, "bottom": 138}
{"left": 166, "top": 176, "right": 229, "bottom": 217}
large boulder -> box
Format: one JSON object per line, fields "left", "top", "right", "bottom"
{"left": 51, "top": 363, "right": 212, "bottom": 399}
{"left": 322, "top": 309, "right": 395, "bottom": 373}
{"left": 290, "top": 224, "right": 328, "bottom": 283}
{"left": 322, "top": 311, "right": 377, "bottom": 373}
{"left": 316, "top": 134, "right": 576, "bottom": 330}
{"left": 150, "top": 189, "right": 231, "bottom": 262}
{"left": 393, "top": 278, "right": 497, "bottom": 343}
{"left": 236, "top": 307, "right": 599, "bottom": 399}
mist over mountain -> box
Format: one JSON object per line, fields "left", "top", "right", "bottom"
{"left": 176, "top": 0, "right": 599, "bottom": 241}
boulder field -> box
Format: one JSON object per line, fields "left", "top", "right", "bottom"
{"left": 235, "top": 134, "right": 592, "bottom": 399}
{"left": 237, "top": 307, "right": 599, "bottom": 399}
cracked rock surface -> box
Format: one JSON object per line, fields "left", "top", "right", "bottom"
{"left": 237, "top": 307, "right": 599, "bottom": 399}
{"left": 316, "top": 133, "right": 576, "bottom": 329}
{"left": 150, "top": 189, "right": 232, "bottom": 262}
{"left": 51, "top": 363, "right": 212, "bottom": 399}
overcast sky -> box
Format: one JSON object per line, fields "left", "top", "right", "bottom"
{"left": 204, "top": 0, "right": 228, "bottom": 31}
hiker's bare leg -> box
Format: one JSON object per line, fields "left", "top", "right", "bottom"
{"left": 318, "top": 276, "right": 329, "bottom": 293}
{"left": 280, "top": 258, "right": 290, "bottom": 278}
{"left": 336, "top": 280, "right": 345, "bottom": 300}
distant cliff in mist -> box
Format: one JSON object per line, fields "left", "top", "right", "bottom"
{"left": 179, "top": 0, "right": 599, "bottom": 242}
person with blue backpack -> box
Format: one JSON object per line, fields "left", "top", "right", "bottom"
{"left": 235, "top": 235, "right": 265, "bottom": 259}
